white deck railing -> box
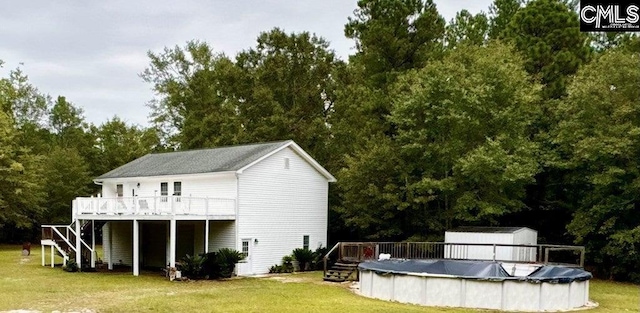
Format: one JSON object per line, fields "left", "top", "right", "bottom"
{"left": 72, "top": 196, "right": 236, "bottom": 217}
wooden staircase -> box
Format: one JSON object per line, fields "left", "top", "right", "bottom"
{"left": 41, "top": 221, "right": 97, "bottom": 268}
{"left": 323, "top": 261, "right": 359, "bottom": 282}
{"left": 323, "top": 242, "right": 378, "bottom": 282}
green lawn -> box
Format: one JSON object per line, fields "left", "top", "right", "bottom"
{"left": 1, "top": 245, "right": 638, "bottom": 312}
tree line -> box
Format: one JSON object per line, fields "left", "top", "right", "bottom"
{"left": 1, "top": 0, "right": 639, "bottom": 281}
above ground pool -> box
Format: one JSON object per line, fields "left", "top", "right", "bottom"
{"left": 358, "top": 259, "right": 592, "bottom": 312}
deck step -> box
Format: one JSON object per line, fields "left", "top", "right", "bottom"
{"left": 323, "top": 260, "right": 359, "bottom": 282}
{"left": 323, "top": 276, "right": 348, "bottom": 282}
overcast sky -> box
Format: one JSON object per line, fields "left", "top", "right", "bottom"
{"left": 0, "top": 0, "right": 492, "bottom": 127}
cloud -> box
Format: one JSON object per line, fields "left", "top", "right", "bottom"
{"left": 0, "top": 0, "right": 492, "bottom": 128}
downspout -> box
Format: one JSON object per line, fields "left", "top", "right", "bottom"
{"left": 235, "top": 172, "right": 240, "bottom": 253}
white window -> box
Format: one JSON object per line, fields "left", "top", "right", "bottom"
{"left": 173, "top": 182, "right": 182, "bottom": 196}
{"left": 116, "top": 184, "right": 123, "bottom": 197}
{"left": 160, "top": 182, "right": 168, "bottom": 202}
{"left": 174, "top": 181, "right": 182, "bottom": 202}
{"left": 284, "top": 157, "right": 290, "bottom": 169}
{"left": 241, "top": 239, "right": 250, "bottom": 258}
{"left": 303, "top": 235, "right": 310, "bottom": 250}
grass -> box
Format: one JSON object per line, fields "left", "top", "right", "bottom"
{"left": 1, "top": 245, "right": 638, "bottom": 312}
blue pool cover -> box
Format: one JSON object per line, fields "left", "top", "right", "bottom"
{"left": 358, "top": 259, "right": 592, "bottom": 283}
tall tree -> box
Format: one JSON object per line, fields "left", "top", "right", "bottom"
{"left": 141, "top": 41, "right": 241, "bottom": 148}
{"left": 0, "top": 110, "right": 46, "bottom": 229}
{"left": 488, "top": 0, "right": 522, "bottom": 39}
{"left": 42, "top": 147, "right": 91, "bottom": 224}
{"left": 93, "top": 117, "right": 159, "bottom": 175}
{"left": 338, "top": 43, "right": 541, "bottom": 239}
{"left": 49, "top": 96, "right": 99, "bottom": 176}
{"left": 0, "top": 63, "right": 47, "bottom": 233}
{"left": 504, "top": 0, "right": 591, "bottom": 100}
{"left": 333, "top": 0, "right": 446, "bottom": 153}
{"left": 345, "top": 0, "right": 445, "bottom": 88}
{"left": 232, "top": 29, "right": 344, "bottom": 163}
{"left": 142, "top": 30, "right": 344, "bottom": 164}
{"left": 0, "top": 67, "right": 49, "bottom": 128}
{"left": 445, "top": 10, "right": 490, "bottom": 48}
{"left": 554, "top": 50, "right": 640, "bottom": 281}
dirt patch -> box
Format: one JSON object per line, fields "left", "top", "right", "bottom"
{"left": 267, "top": 276, "right": 306, "bottom": 283}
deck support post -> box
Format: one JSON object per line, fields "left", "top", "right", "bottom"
{"left": 169, "top": 219, "right": 176, "bottom": 268}
{"left": 204, "top": 219, "right": 209, "bottom": 253}
{"left": 75, "top": 219, "right": 81, "bottom": 270}
{"left": 133, "top": 219, "right": 139, "bottom": 276}
{"left": 91, "top": 219, "right": 96, "bottom": 268}
{"left": 50, "top": 245, "right": 54, "bottom": 268}
{"left": 41, "top": 245, "right": 45, "bottom": 266}
{"left": 107, "top": 222, "right": 113, "bottom": 270}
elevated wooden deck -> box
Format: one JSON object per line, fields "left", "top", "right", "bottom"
{"left": 72, "top": 196, "right": 236, "bottom": 220}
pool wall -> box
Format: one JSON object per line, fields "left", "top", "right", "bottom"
{"left": 359, "top": 270, "right": 590, "bottom": 311}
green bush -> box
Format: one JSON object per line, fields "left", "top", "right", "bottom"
{"left": 269, "top": 264, "right": 283, "bottom": 273}
{"left": 312, "top": 246, "right": 329, "bottom": 270}
{"left": 292, "top": 248, "right": 314, "bottom": 272}
{"left": 178, "top": 254, "right": 205, "bottom": 279}
{"left": 63, "top": 259, "right": 78, "bottom": 272}
{"left": 201, "top": 252, "right": 220, "bottom": 279}
{"left": 281, "top": 255, "right": 294, "bottom": 272}
{"left": 216, "top": 248, "right": 245, "bottom": 278}
{"left": 175, "top": 248, "right": 244, "bottom": 280}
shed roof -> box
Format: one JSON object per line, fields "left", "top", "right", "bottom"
{"left": 95, "top": 140, "right": 335, "bottom": 181}
{"left": 447, "top": 226, "right": 536, "bottom": 234}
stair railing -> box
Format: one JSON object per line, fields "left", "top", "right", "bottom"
{"left": 51, "top": 243, "right": 70, "bottom": 266}
{"left": 42, "top": 223, "right": 96, "bottom": 266}
{"left": 323, "top": 242, "right": 341, "bottom": 278}
{"left": 47, "top": 226, "right": 77, "bottom": 254}
{"left": 70, "top": 221, "right": 98, "bottom": 266}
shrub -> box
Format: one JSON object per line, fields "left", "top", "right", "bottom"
{"left": 216, "top": 248, "right": 245, "bottom": 278}
{"left": 312, "top": 246, "right": 329, "bottom": 270}
{"left": 269, "top": 264, "right": 283, "bottom": 273}
{"left": 201, "top": 252, "right": 220, "bottom": 279}
{"left": 179, "top": 254, "right": 205, "bottom": 279}
{"left": 292, "top": 248, "right": 314, "bottom": 272}
{"left": 281, "top": 255, "right": 294, "bottom": 272}
{"left": 63, "top": 259, "right": 78, "bottom": 272}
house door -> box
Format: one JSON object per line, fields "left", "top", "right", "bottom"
{"left": 236, "top": 238, "right": 253, "bottom": 275}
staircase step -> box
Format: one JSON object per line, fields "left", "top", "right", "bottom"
{"left": 323, "top": 277, "right": 346, "bottom": 283}
{"left": 323, "top": 276, "right": 347, "bottom": 282}
{"left": 332, "top": 266, "right": 357, "bottom": 271}
{"left": 334, "top": 262, "right": 359, "bottom": 267}
{"left": 325, "top": 270, "right": 353, "bottom": 275}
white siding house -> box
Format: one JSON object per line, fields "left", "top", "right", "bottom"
{"left": 41, "top": 140, "right": 335, "bottom": 276}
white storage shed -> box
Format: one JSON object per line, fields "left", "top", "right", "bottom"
{"left": 444, "top": 227, "right": 538, "bottom": 262}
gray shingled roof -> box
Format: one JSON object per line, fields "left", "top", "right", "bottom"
{"left": 447, "top": 226, "right": 535, "bottom": 234}
{"left": 96, "top": 140, "right": 292, "bottom": 179}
